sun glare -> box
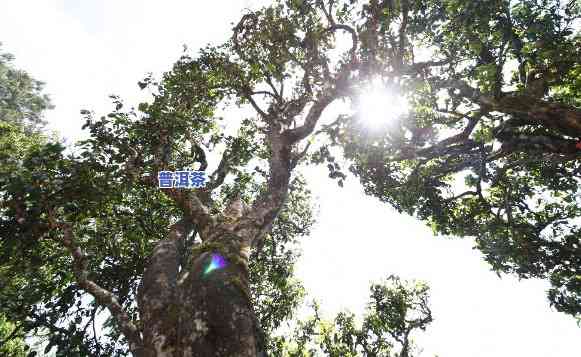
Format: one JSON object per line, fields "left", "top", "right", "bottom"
{"left": 357, "top": 79, "right": 409, "bottom": 128}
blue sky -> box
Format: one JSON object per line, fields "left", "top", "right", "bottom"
{"left": 1, "top": 1, "right": 579, "bottom": 356}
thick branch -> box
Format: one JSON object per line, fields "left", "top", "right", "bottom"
{"left": 240, "top": 129, "right": 293, "bottom": 247}
{"left": 418, "top": 113, "right": 480, "bottom": 153}
{"left": 395, "top": 139, "right": 481, "bottom": 162}
{"left": 500, "top": 134, "right": 580, "bottom": 155}
{"left": 290, "top": 141, "right": 312, "bottom": 169}
{"left": 484, "top": 95, "right": 581, "bottom": 138}
{"left": 251, "top": 90, "right": 279, "bottom": 101}
{"left": 436, "top": 79, "right": 581, "bottom": 138}
{"left": 285, "top": 95, "right": 336, "bottom": 143}
{"left": 238, "top": 95, "right": 339, "bottom": 244}
{"left": 444, "top": 190, "right": 479, "bottom": 203}
{"left": 203, "top": 145, "right": 235, "bottom": 195}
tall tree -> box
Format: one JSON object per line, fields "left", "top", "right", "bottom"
{"left": 1, "top": 0, "right": 580, "bottom": 356}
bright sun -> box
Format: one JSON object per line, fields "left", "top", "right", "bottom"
{"left": 357, "top": 79, "right": 409, "bottom": 128}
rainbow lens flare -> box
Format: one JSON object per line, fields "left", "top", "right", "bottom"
{"left": 203, "top": 253, "right": 227, "bottom": 276}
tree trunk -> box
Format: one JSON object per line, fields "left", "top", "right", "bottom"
{"left": 136, "top": 228, "right": 261, "bottom": 357}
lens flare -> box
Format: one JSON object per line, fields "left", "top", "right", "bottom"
{"left": 357, "top": 79, "right": 409, "bottom": 128}
{"left": 203, "top": 253, "right": 227, "bottom": 276}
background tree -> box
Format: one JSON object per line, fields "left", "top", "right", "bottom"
{"left": 279, "top": 276, "right": 432, "bottom": 357}
{"left": 1, "top": 0, "right": 580, "bottom": 356}
{"left": 0, "top": 44, "right": 54, "bottom": 357}
{"left": 0, "top": 43, "right": 53, "bottom": 133}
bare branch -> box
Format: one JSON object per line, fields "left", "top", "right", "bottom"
{"left": 251, "top": 90, "right": 279, "bottom": 100}
{"left": 242, "top": 87, "right": 269, "bottom": 118}
{"left": 317, "top": 0, "right": 335, "bottom": 25}
{"left": 232, "top": 13, "right": 259, "bottom": 65}
{"left": 279, "top": 80, "right": 285, "bottom": 99}
{"left": 444, "top": 190, "right": 479, "bottom": 203}
{"left": 394, "top": 138, "right": 481, "bottom": 162}
{"left": 435, "top": 78, "right": 481, "bottom": 100}
{"left": 325, "top": 24, "right": 359, "bottom": 65}
{"left": 264, "top": 74, "right": 281, "bottom": 100}
{"left": 131, "top": 129, "right": 216, "bottom": 236}
{"left": 432, "top": 156, "right": 479, "bottom": 180}
{"left": 430, "top": 113, "right": 481, "bottom": 148}
{"left": 231, "top": 12, "right": 282, "bottom": 120}
{"left": 485, "top": 149, "right": 512, "bottom": 163}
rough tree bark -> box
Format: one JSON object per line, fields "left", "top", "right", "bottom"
{"left": 137, "top": 224, "right": 261, "bottom": 357}
{"left": 133, "top": 126, "right": 297, "bottom": 357}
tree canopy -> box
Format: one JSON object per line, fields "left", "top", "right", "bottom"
{"left": 1, "top": 0, "right": 580, "bottom": 355}
{"left": 334, "top": 0, "right": 581, "bottom": 317}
